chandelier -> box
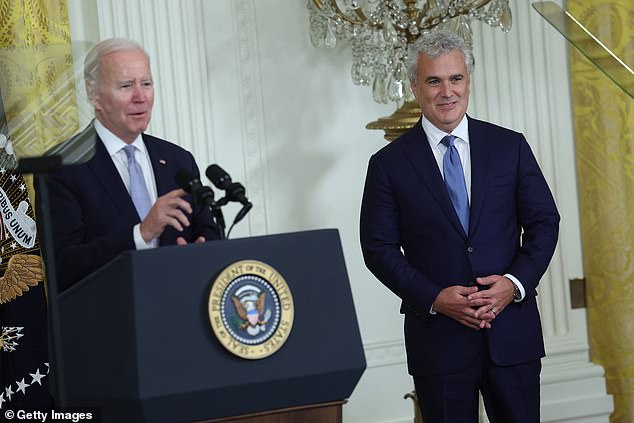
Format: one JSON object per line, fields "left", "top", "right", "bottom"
{"left": 308, "top": 0, "right": 512, "bottom": 139}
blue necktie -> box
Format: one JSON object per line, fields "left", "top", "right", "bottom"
{"left": 441, "top": 135, "right": 469, "bottom": 233}
{"left": 123, "top": 145, "right": 152, "bottom": 220}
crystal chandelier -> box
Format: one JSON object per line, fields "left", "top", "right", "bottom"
{"left": 308, "top": 0, "right": 512, "bottom": 106}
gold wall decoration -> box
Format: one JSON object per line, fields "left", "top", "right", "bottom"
{"left": 568, "top": 1, "right": 634, "bottom": 422}
{"left": 0, "top": 0, "right": 79, "bottom": 160}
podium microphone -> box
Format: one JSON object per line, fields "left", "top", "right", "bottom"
{"left": 205, "top": 164, "right": 251, "bottom": 208}
{"left": 175, "top": 169, "right": 215, "bottom": 208}
{"left": 206, "top": 164, "right": 253, "bottom": 227}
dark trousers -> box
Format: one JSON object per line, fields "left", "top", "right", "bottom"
{"left": 412, "top": 338, "right": 541, "bottom": 423}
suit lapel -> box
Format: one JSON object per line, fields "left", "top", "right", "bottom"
{"left": 400, "top": 120, "right": 467, "bottom": 237}
{"left": 143, "top": 134, "right": 171, "bottom": 197}
{"left": 143, "top": 135, "right": 188, "bottom": 246}
{"left": 88, "top": 136, "right": 140, "bottom": 222}
{"left": 467, "top": 116, "right": 490, "bottom": 235}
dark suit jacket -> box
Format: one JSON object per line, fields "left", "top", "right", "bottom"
{"left": 45, "top": 130, "right": 219, "bottom": 290}
{"left": 360, "top": 116, "right": 559, "bottom": 376}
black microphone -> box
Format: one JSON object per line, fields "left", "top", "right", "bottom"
{"left": 175, "top": 169, "right": 215, "bottom": 208}
{"left": 206, "top": 164, "right": 251, "bottom": 207}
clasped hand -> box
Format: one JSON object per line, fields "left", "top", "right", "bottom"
{"left": 432, "top": 275, "right": 515, "bottom": 330}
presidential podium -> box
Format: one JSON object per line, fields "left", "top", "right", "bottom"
{"left": 58, "top": 229, "right": 366, "bottom": 422}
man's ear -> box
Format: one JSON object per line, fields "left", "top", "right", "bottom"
{"left": 86, "top": 82, "right": 100, "bottom": 109}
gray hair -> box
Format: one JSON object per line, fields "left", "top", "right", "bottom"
{"left": 406, "top": 31, "right": 474, "bottom": 84}
{"left": 84, "top": 38, "right": 149, "bottom": 100}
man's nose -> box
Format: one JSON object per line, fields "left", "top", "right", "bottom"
{"left": 439, "top": 81, "right": 452, "bottom": 97}
{"left": 131, "top": 84, "right": 147, "bottom": 101}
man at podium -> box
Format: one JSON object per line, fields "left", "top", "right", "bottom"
{"left": 45, "top": 38, "right": 219, "bottom": 290}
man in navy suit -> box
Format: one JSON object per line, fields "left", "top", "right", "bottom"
{"left": 360, "top": 31, "right": 559, "bottom": 422}
{"left": 46, "top": 38, "right": 218, "bottom": 290}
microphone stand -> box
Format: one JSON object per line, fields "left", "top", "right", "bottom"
{"left": 189, "top": 183, "right": 226, "bottom": 241}
{"left": 210, "top": 197, "right": 228, "bottom": 240}
{"left": 213, "top": 195, "right": 253, "bottom": 239}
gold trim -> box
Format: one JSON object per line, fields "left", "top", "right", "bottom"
{"left": 366, "top": 100, "right": 422, "bottom": 141}
{"left": 404, "top": 391, "right": 423, "bottom": 423}
{"left": 0, "top": 254, "right": 44, "bottom": 304}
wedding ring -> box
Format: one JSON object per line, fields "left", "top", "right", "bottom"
{"left": 491, "top": 308, "right": 497, "bottom": 315}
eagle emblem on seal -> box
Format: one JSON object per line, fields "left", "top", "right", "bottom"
{"left": 230, "top": 286, "right": 272, "bottom": 336}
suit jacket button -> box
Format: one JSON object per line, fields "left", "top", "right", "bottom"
{"left": 467, "top": 246, "right": 474, "bottom": 253}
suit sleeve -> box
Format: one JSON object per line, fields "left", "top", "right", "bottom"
{"left": 506, "top": 136, "right": 560, "bottom": 292}
{"left": 359, "top": 154, "right": 441, "bottom": 315}
{"left": 43, "top": 169, "right": 136, "bottom": 290}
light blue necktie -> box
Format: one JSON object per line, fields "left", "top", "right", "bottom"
{"left": 441, "top": 135, "right": 469, "bottom": 233}
{"left": 123, "top": 145, "right": 152, "bottom": 220}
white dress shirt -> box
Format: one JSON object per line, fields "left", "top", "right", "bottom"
{"left": 94, "top": 120, "right": 158, "bottom": 249}
{"left": 420, "top": 115, "right": 525, "bottom": 305}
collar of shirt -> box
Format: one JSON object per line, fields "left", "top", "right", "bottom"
{"left": 95, "top": 119, "right": 148, "bottom": 157}
{"left": 421, "top": 114, "right": 470, "bottom": 149}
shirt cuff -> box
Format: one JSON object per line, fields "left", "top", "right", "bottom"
{"left": 504, "top": 273, "right": 525, "bottom": 302}
{"left": 133, "top": 223, "right": 156, "bottom": 250}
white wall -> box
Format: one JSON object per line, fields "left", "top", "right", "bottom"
{"left": 67, "top": 1, "right": 613, "bottom": 422}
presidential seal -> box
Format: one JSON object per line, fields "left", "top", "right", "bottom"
{"left": 208, "top": 260, "right": 294, "bottom": 359}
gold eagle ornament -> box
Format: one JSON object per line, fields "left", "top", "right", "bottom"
{"left": 0, "top": 254, "right": 44, "bottom": 304}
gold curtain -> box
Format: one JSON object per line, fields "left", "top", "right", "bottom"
{"left": 568, "top": 1, "right": 634, "bottom": 422}
{"left": 0, "top": 0, "right": 79, "bottom": 173}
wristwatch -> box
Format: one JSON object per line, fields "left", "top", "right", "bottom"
{"left": 512, "top": 282, "right": 521, "bottom": 301}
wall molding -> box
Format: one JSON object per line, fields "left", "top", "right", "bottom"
{"left": 232, "top": 0, "right": 268, "bottom": 236}
{"left": 363, "top": 338, "right": 407, "bottom": 369}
